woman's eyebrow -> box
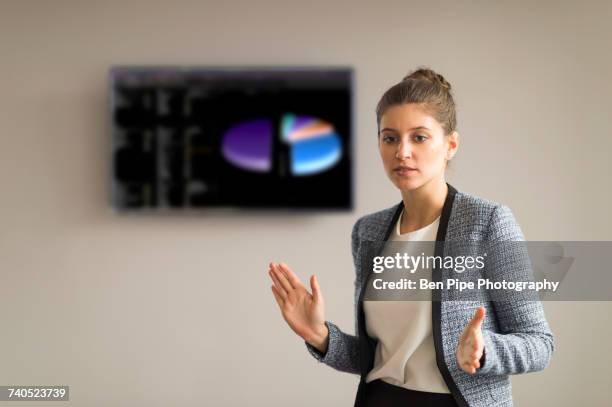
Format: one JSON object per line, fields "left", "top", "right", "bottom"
{"left": 380, "top": 126, "right": 431, "bottom": 133}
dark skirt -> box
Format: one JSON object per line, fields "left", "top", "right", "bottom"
{"left": 364, "top": 379, "right": 459, "bottom": 407}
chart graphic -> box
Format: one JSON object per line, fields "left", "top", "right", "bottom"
{"left": 221, "top": 119, "right": 273, "bottom": 173}
{"left": 111, "top": 67, "right": 352, "bottom": 210}
{"left": 281, "top": 114, "right": 342, "bottom": 176}
{"left": 221, "top": 114, "right": 342, "bottom": 176}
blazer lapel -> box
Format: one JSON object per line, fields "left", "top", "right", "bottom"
{"left": 356, "top": 201, "right": 402, "bottom": 377}
{"left": 431, "top": 183, "right": 469, "bottom": 406}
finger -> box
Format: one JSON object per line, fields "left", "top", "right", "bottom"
{"left": 271, "top": 285, "right": 284, "bottom": 307}
{"left": 278, "top": 263, "right": 304, "bottom": 290}
{"left": 310, "top": 274, "right": 322, "bottom": 303}
{"left": 469, "top": 306, "right": 486, "bottom": 330}
{"left": 269, "top": 268, "right": 288, "bottom": 299}
{"left": 466, "top": 354, "right": 480, "bottom": 367}
{"left": 273, "top": 263, "right": 294, "bottom": 293}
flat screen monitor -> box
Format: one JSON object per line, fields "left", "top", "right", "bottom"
{"left": 109, "top": 66, "right": 353, "bottom": 211}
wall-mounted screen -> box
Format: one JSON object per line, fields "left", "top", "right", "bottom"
{"left": 109, "top": 66, "right": 353, "bottom": 211}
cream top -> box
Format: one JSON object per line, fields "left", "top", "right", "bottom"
{"left": 363, "top": 208, "right": 450, "bottom": 393}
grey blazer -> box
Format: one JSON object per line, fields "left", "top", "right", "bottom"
{"left": 305, "top": 183, "right": 554, "bottom": 407}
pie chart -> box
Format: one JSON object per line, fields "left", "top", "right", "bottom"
{"left": 221, "top": 114, "right": 342, "bottom": 176}
{"left": 221, "top": 119, "right": 272, "bottom": 173}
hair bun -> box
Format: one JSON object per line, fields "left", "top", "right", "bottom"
{"left": 402, "top": 67, "right": 452, "bottom": 91}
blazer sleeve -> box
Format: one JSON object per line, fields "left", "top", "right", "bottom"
{"left": 303, "top": 218, "right": 363, "bottom": 375}
{"left": 476, "top": 204, "right": 556, "bottom": 376}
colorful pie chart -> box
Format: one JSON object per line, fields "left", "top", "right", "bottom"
{"left": 221, "top": 114, "right": 342, "bottom": 176}
{"left": 221, "top": 119, "right": 272, "bottom": 173}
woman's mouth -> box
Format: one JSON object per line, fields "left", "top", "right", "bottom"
{"left": 394, "top": 166, "right": 417, "bottom": 176}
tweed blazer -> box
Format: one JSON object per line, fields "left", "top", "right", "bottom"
{"left": 305, "top": 183, "right": 555, "bottom": 407}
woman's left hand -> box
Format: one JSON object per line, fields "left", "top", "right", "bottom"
{"left": 456, "top": 306, "right": 486, "bottom": 374}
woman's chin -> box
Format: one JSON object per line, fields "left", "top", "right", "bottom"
{"left": 392, "top": 178, "right": 422, "bottom": 191}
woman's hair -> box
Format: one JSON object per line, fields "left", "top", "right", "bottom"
{"left": 375, "top": 67, "right": 457, "bottom": 135}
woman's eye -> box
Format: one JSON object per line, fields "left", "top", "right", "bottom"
{"left": 414, "top": 135, "right": 427, "bottom": 142}
{"left": 383, "top": 135, "right": 398, "bottom": 143}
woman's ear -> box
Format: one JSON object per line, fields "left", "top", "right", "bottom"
{"left": 447, "top": 131, "right": 460, "bottom": 160}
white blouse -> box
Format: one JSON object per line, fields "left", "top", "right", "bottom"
{"left": 363, "top": 208, "right": 450, "bottom": 393}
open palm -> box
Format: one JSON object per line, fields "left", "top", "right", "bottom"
{"left": 268, "top": 262, "right": 327, "bottom": 346}
{"left": 456, "top": 306, "right": 486, "bottom": 374}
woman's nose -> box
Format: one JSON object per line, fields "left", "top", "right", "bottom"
{"left": 395, "top": 142, "right": 412, "bottom": 159}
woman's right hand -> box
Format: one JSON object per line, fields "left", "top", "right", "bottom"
{"left": 268, "top": 262, "right": 329, "bottom": 354}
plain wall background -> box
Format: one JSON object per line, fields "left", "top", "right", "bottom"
{"left": 1, "top": 0, "right": 611, "bottom": 405}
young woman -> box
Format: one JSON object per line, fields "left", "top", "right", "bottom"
{"left": 268, "top": 67, "right": 554, "bottom": 407}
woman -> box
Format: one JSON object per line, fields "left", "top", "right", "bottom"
{"left": 268, "top": 67, "right": 554, "bottom": 407}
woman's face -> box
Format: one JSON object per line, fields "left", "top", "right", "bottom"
{"left": 378, "top": 103, "right": 458, "bottom": 192}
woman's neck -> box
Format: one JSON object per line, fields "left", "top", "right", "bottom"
{"left": 399, "top": 178, "right": 448, "bottom": 234}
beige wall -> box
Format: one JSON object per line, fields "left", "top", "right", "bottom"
{"left": 1, "top": 0, "right": 611, "bottom": 405}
